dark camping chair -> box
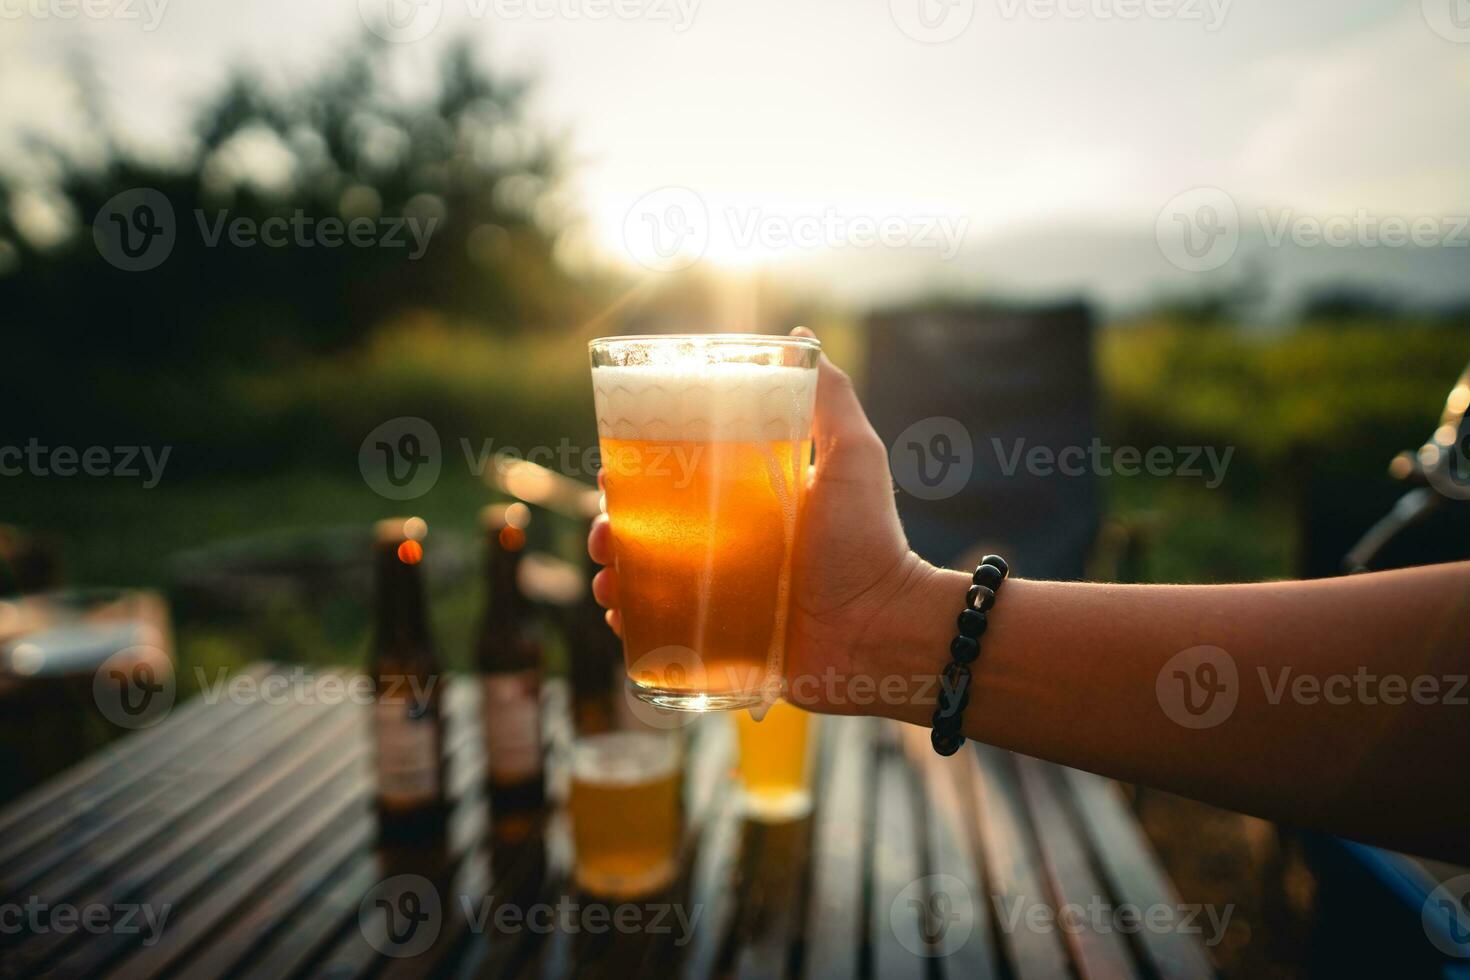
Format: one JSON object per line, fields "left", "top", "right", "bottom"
{"left": 864, "top": 300, "right": 1102, "bottom": 578}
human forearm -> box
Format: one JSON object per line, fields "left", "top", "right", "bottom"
{"left": 865, "top": 560, "right": 1470, "bottom": 860}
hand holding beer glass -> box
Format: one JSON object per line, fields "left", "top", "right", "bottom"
{"left": 590, "top": 335, "right": 820, "bottom": 711}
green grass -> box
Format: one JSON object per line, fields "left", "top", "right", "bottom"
{"left": 1100, "top": 475, "right": 1297, "bottom": 583}
{"left": 3, "top": 465, "right": 487, "bottom": 585}
{"left": 1099, "top": 319, "right": 1470, "bottom": 477}
{"left": 2, "top": 460, "right": 577, "bottom": 688}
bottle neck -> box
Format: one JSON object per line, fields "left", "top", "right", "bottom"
{"left": 478, "top": 534, "right": 536, "bottom": 669}
{"left": 373, "top": 545, "right": 433, "bottom": 657}
{"left": 570, "top": 554, "right": 620, "bottom": 704}
{"left": 489, "top": 543, "right": 527, "bottom": 617}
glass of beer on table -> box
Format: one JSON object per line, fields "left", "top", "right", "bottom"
{"left": 734, "top": 698, "right": 816, "bottom": 821}
{"left": 568, "top": 731, "right": 682, "bottom": 897}
{"left": 589, "top": 334, "right": 820, "bottom": 711}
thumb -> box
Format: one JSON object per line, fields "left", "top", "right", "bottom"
{"left": 790, "top": 327, "right": 887, "bottom": 466}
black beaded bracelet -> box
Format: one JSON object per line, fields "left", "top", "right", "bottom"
{"left": 931, "top": 554, "right": 1009, "bottom": 756}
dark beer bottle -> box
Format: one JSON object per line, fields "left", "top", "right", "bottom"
{"left": 569, "top": 539, "right": 623, "bottom": 736}
{"left": 371, "top": 517, "right": 447, "bottom": 841}
{"left": 475, "top": 504, "right": 545, "bottom": 813}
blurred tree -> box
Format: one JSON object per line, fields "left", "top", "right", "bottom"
{"left": 0, "top": 34, "right": 581, "bottom": 440}
{"left": 1149, "top": 258, "right": 1267, "bottom": 327}
{"left": 1298, "top": 286, "right": 1400, "bottom": 324}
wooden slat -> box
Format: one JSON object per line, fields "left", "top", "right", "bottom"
{"left": 0, "top": 663, "right": 1219, "bottom": 980}
{"left": 236, "top": 852, "right": 384, "bottom": 980}
{"left": 681, "top": 717, "right": 735, "bottom": 852}
{"left": 898, "top": 724, "right": 1000, "bottom": 979}
{"left": 447, "top": 824, "right": 552, "bottom": 980}
{"left": 97, "top": 761, "right": 368, "bottom": 980}
{"left": 288, "top": 853, "right": 392, "bottom": 980}
{"left": 134, "top": 676, "right": 475, "bottom": 980}
{"left": 8, "top": 700, "right": 364, "bottom": 975}
{"left": 176, "top": 803, "right": 376, "bottom": 979}
{"left": 518, "top": 810, "right": 577, "bottom": 980}
{"left": 727, "top": 713, "right": 830, "bottom": 980}
{"left": 1064, "top": 768, "right": 1217, "bottom": 980}
{"left": 0, "top": 663, "right": 278, "bottom": 870}
{"left": 971, "top": 744, "right": 1073, "bottom": 980}
{"left": 1016, "top": 755, "right": 1140, "bottom": 980}
{"left": 1, "top": 696, "right": 337, "bottom": 902}
{"left": 869, "top": 729, "right": 926, "bottom": 980}
{"left": 448, "top": 680, "right": 567, "bottom": 980}
{"left": 656, "top": 715, "right": 736, "bottom": 974}
{"left": 675, "top": 776, "right": 744, "bottom": 980}
{"left": 732, "top": 814, "right": 814, "bottom": 980}
{"left": 445, "top": 826, "right": 558, "bottom": 980}
{"left": 260, "top": 679, "right": 488, "bottom": 979}
{"left": 289, "top": 820, "right": 478, "bottom": 978}
{"left": 578, "top": 900, "right": 665, "bottom": 980}
{"left": 441, "top": 675, "right": 555, "bottom": 980}
{"left": 377, "top": 824, "right": 492, "bottom": 980}
{"left": 374, "top": 724, "right": 501, "bottom": 980}
{"left": 0, "top": 663, "right": 276, "bottom": 841}
{"left": 803, "top": 715, "right": 872, "bottom": 980}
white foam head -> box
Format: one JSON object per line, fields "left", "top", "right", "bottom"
{"left": 592, "top": 362, "right": 816, "bottom": 442}
{"left": 572, "top": 731, "right": 680, "bottom": 785}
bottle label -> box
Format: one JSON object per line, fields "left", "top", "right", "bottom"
{"left": 483, "top": 671, "right": 542, "bottom": 782}
{"left": 375, "top": 699, "right": 439, "bottom": 805}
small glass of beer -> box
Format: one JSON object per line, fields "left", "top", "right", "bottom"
{"left": 568, "top": 731, "right": 682, "bottom": 898}
{"left": 589, "top": 334, "right": 820, "bottom": 712}
{"left": 735, "top": 700, "right": 816, "bottom": 821}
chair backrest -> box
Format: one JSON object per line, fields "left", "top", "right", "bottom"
{"left": 864, "top": 301, "right": 1102, "bottom": 579}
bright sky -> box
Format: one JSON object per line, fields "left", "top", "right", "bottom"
{"left": 2, "top": 0, "right": 1467, "bottom": 308}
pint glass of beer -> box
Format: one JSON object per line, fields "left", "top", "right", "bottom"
{"left": 735, "top": 699, "right": 816, "bottom": 821}
{"left": 589, "top": 334, "right": 820, "bottom": 711}
{"left": 568, "top": 731, "right": 682, "bottom": 897}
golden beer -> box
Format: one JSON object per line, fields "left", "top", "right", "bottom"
{"left": 735, "top": 699, "right": 816, "bottom": 821}
{"left": 590, "top": 335, "right": 820, "bottom": 711}
{"left": 568, "top": 731, "right": 682, "bottom": 897}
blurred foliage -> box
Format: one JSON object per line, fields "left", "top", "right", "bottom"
{"left": 1099, "top": 316, "right": 1470, "bottom": 486}
{"left": 232, "top": 312, "right": 598, "bottom": 453}
{"left": 0, "top": 34, "right": 597, "bottom": 462}
{"left": 1094, "top": 312, "right": 1470, "bottom": 584}
{"left": 1296, "top": 286, "right": 1402, "bottom": 325}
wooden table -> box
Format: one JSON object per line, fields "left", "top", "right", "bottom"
{"left": 0, "top": 665, "right": 1216, "bottom": 979}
